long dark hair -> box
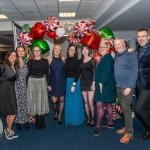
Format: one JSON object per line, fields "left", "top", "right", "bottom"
{"left": 80, "top": 45, "right": 90, "bottom": 63}
{"left": 4, "top": 50, "right": 18, "bottom": 69}
{"left": 66, "top": 44, "right": 78, "bottom": 58}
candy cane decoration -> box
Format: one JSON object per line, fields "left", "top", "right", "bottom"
{"left": 44, "top": 16, "right": 59, "bottom": 31}
{"left": 69, "top": 31, "right": 80, "bottom": 44}
{"left": 86, "top": 18, "right": 96, "bottom": 27}
{"left": 73, "top": 20, "right": 89, "bottom": 37}
{"left": 17, "top": 32, "right": 33, "bottom": 48}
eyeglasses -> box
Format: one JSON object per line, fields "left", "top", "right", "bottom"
{"left": 99, "top": 47, "right": 107, "bottom": 49}
{"left": 137, "top": 35, "right": 148, "bottom": 39}
{"left": 34, "top": 50, "right": 40, "bottom": 52}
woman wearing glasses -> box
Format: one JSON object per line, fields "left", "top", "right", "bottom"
{"left": 27, "top": 46, "right": 51, "bottom": 129}
{"left": 93, "top": 41, "right": 116, "bottom": 136}
{"left": 65, "top": 44, "right": 85, "bottom": 126}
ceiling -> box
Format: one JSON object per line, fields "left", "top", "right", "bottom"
{"left": 0, "top": 0, "right": 150, "bottom": 49}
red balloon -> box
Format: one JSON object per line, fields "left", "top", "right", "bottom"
{"left": 46, "top": 31, "right": 57, "bottom": 39}
{"left": 30, "top": 22, "right": 46, "bottom": 40}
{"left": 108, "top": 47, "right": 115, "bottom": 54}
{"left": 34, "top": 22, "right": 45, "bottom": 30}
{"left": 30, "top": 27, "right": 46, "bottom": 40}
{"left": 81, "top": 31, "right": 102, "bottom": 50}
{"left": 92, "top": 52, "right": 102, "bottom": 64}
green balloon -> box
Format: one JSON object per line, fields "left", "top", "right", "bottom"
{"left": 23, "top": 55, "right": 28, "bottom": 62}
{"left": 99, "top": 27, "right": 114, "bottom": 39}
{"left": 30, "top": 40, "right": 50, "bottom": 54}
{"left": 22, "top": 24, "right": 32, "bottom": 33}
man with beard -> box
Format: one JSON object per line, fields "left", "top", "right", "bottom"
{"left": 135, "top": 28, "right": 150, "bottom": 141}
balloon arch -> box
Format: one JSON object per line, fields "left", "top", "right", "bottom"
{"left": 14, "top": 16, "right": 115, "bottom": 62}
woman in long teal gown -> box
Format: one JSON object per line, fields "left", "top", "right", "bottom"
{"left": 65, "top": 44, "right": 85, "bottom": 126}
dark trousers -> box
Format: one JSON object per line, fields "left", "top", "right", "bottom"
{"left": 135, "top": 89, "right": 150, "bottom": 131}
{"left": 117, "top": 88, "right": 134, "bottom": 135}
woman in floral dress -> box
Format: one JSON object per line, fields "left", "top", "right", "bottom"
{"left": 15, "top": 46, "right": 29, "bottom": 130}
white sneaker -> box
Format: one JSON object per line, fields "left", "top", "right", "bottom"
{"left": 4, "top": 129, "right": 13, "bottom": 140}
{"left": 10, "top": 130, "right": 18, "bottom": 139}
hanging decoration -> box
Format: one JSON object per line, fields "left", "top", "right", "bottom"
{"left": 46, "top": 31, "right": 58, "bottom": 39}
{"left": 68, "top": 19, "right": 97, "bottom": 45}
{"left": 44, "top": 16, "right": 59, "bottom": 32}
{"left": 69, "top": 31, "right": 81, "bottom": 44}
{"left": 30, "top": 39, "right": 50, "bottom": 54}
{"left": 22, "top": 24, "right": 32, "bottom": 33}
{"left": 30, "top": 22, "right": 46, "bottom": 40}
{"left": 74, "top": 20, "right": 89, "bottom": 37}
{"left": 56, "top": 27, "right": 65, "bottom": 38}
{"left": 99, "top": 27, "right": 115, "bottom": 39}
{"left": 17, "top": 32, "right": 33, "bottom": 48}
{"left": 92, "top": 52, "right": 102, "bottom": 64}
{"left": 17, "top": 15, "right": 116, "bottom": 59}
{"left": 81, "top": 31, "right": 102, "bottom": 50}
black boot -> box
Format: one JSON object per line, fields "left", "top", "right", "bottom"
{"left": 36, "top": 115, "right": 42, "bottom": 129}
{"left": 41, "top": 115, "right": 46, "bottom": 129}
{"left": 24, "top": 121, "right": 30, "bottom": 129}
{"left": 16, "top": 123, "right": 21, "bottom": 131}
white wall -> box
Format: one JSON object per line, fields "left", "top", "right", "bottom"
{"left": 113, "top": 31, "right": 137, "bottom": 48}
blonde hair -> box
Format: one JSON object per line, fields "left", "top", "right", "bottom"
{"left": 99, "top": 41, "right": 110, "bottom": 49}
{"left": 52, "top": 44, "right": 63, "bottom": 58}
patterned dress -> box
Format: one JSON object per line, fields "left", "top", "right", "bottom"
{"left": 15, "top": 64, "right": 28, "bottom": 124}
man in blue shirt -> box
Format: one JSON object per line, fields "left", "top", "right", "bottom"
{"left": 135, "top": 28, "right": 150, "bottom": 141}
{"left": 114, "top": 38, "right": 138, "bottom": 143}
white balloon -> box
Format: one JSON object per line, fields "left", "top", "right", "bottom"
{"left": 56, "top": 27, "right": 65, "bottom": 37}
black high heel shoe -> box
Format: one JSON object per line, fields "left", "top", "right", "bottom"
{"left": 58, "top": 117, "right": 63, "bottom": 124}
{"left": 90, "top": 120, "right": 95, "bottom": 126}
{"left": 53, "top": 113, "right": 58, "bottom": 121}
{"left": 16, "top": 123, "right": 21, "bottom": 130}
{"left": 24, "top": 122, "right": 30, "bottom": 129}
{"left": 86, "top": 119, "right": 90, "bottom": 125}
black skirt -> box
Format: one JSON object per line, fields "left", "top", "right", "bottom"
{"left": 80, "top": 80, "right": 93, "bottom": 91}
{"left": 0, "top": 80, "right": 17, "bottom": 117}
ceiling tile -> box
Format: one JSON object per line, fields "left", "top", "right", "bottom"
{"left": 35, "top": 1, "right": 58, "bottom": 8}
{"left": 11, "top": 1, "right": 36, "bottom": 9}
{"left": 59, "top": 1, "right": 80, "bottom": 7}
{"left": 79, "top": 1, "right": 101, "bottom": 7}
{"left": 59, "top": 7, "right": 77, "bottom": 12}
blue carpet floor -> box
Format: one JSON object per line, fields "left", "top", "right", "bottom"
{"left": 0, "top": 112, "right": 150, "bottom": 150}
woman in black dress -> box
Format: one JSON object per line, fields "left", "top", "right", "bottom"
{"left": 0, "top": 50, "right": 18, "bottom": 140}
{"left": 80, "top": 45, "right": 96, "bottom": 126}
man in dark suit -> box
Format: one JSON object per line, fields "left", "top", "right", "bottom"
{"left": 135, "top": 28, "right": 150, "bottom": 141}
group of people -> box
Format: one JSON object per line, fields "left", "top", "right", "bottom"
{"left": 0, "top": 28, "right": 150, "bottom": 144}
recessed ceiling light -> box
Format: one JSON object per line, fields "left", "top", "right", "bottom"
{"left": 0, "top": 14, "right": 8, "bottom": 19}
{"left": 59, "top": 12, "right": 76, "bottom": 17}
{"left": 59, "top": 0, "right": 80, "bottom": 1}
